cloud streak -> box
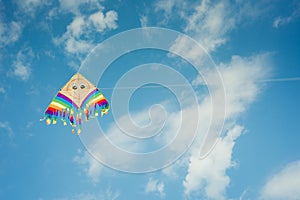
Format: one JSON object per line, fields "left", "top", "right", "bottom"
{"left": 273, "top": 2, "right": 300, "bottom": 28}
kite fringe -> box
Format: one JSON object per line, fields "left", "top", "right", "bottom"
{"left": 41, "top": 104, "right": 109, "bottom": 135}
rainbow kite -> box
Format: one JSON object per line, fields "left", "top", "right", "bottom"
{"left": 41, "top": 73, "right": 109, "bottom": 134}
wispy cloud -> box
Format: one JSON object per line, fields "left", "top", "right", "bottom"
{"left": 166, "top": 1, "right": 238, "bottom": 63}
{"left": 154, "top": 0, "right": 178, "bottom": 15}
{"left": 0, "top": 121, "right": 14, "bottom": 146}
{"left": 11, "top": 47, "right": 34, "bottom": 81}
{"left": 73, "top": 149, "right": 103, "bottom": 184}
{"left": 12, "top": 62, "right": 31, "bottom": 81}
{"left": 145, "top": 178, "right": 165, "bottom": 198}
{"left": 156, "top": 0, "right": 270, "bottom": 53}
{"left": 15, "top": 0, "right": 48, "bottom": 17}
{"left": 153, "top": 0, "right": 189, "bottom": 24}
{"left": 140, "top": 15, "right": 148, "bottom": 27}
{"left": 0, "top": 87, "right": 5, "bottom": 94}
{"left": 0, "top": 21, "right": 22, "bottom": 48}
{"left": 273, "top": 2, "right": 300, "bottom": 28}
{"left": 260, "top": 160, "right": 300, "bottom": 199}
{"left": 184, "top": 1, "right": 235, "bottom": 52}
{"left": 58, "top": 0, "right": 103, "bottom": 15}
{"left": 0, "top": 0, "right": 50, "bottom": 51}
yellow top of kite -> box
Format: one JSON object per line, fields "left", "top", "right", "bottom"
{"left": 60, "top": 73, "right": 97, "bottom": 107}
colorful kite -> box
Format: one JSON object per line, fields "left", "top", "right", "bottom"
{"left": 41, "top": 73, "right": 109, "bottom": 134}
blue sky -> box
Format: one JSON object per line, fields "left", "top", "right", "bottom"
{"left": 0, "top": 0, "right": 300, "bottom": 199}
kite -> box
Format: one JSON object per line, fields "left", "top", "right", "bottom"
{"left": 41, "top": 73, "right": 109, "bottom": 135}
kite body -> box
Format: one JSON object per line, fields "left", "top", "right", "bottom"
{"left": 42, "top": 73, "right": 109, "bottom": 134}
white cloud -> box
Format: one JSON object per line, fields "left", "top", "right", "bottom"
{"left": 89, "top": 10, "right": 118, "bottom": 32}
{"left": 0, "top": 21, "right": 22, "bottom": 48}
{"left": 78, "top": 53, "right": 271, "bottom": 181}
{"left": 184, "top": 1, "right": 235, "bottom": 53}
{"left": 53, "top": 4, "right": 118, "bottom": 65}
{"left": 184, "top": 125, "right": 243, "bottom": 199}
{"left": 214, "top": 54, "right": 271, "bottom": 119}
{"left": 183, "top": 53, "right": 271, "bottom": 199}
{"left": 54, "top": 10, "right": 118, "bottom": 60}
{"left": 73, "top": 149, "right": 103, "bottom": 184}
{"left": 67, "top": 16, "right": 85, "bottom": 38}
{"left": 65, "top": 37, "right": 93, "bottom": 55}
{"left": 260, "top": 160, "right": 300, "bottom": 200}
{"left": 11, "top": 47, "right": 34, "bottom": 81}
{"left": 58, "top": 0, "right": 84, "bottom": 14}
{"left": 145, "top": 178, "right": 165, "bottom": 198}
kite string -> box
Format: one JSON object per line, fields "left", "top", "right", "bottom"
{"left": 257, "top": 77, "right": 300, "bottom": 82}
{"left": 100, "top": 77, "right": 300, "bottom": 90}
{"left": 101, "top": 83, "right": 191, "bottom": 90}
